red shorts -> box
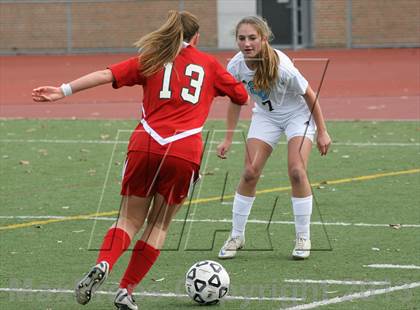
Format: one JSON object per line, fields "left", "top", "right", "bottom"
{"left": 121, "top": 151, "right": 200, "bottom": 206}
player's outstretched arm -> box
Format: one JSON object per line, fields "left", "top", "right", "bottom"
{"left": 32, "top": 69, "right": 114, "bottom": 102}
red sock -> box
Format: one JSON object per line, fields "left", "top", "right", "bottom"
{"left": 96, "top": 227, "right": 131, "bottom": 271}
{"left": 119, "top": 240, "right": 161, "bottom": 294}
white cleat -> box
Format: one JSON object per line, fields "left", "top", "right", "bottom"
{"left": 114, "top": 288, "right": 138, "bottom": 310}
{"left": 292, "top": 237, "right": 311, "bottom": 260}
{"left": 218, "top": 235, "right": 245, "bottom": 259}
{"left": 75, "top": 261, "right": 109, "bottom": 305}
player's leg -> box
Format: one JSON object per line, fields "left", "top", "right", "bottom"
{"left": 75, "top": 195, "right": 152, "bottom": 305}
{"left": 115, "top": 156, "right": 197, "bottom": 309}
{"left": 286, "top": 114, "right": 316, "bottom": 259}
{"left": 219, "top": 111, "right": 281, "bottom": 259}
{"left": 76, "top": 151, "right": 157, "bottom": 305}
{"left": 219, "top": 138, "right": 273, "bottom": 259}
{"left": 114, "top": 197, "right": 184, "bottom": 310}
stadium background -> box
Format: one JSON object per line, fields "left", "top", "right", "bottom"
{"left": 1, "top": 0, "right": 419, "bottom": 54}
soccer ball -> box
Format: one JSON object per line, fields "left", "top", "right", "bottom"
{"left": 185, "top": 260, "right": 230, "bottom": 305}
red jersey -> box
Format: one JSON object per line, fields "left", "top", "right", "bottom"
{"left": 108, "top": 44, "right": 248, "bottom": 165}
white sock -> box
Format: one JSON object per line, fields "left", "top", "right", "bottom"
{"left": 292, "top": 195, "right": 313, "bottom": 240}
{"left": 231, "top": 192, "right": 255, "bottom": 238}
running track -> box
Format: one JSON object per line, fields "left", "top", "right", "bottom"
{"left": 0, "top": 48, "right": 418, "bottom": 120}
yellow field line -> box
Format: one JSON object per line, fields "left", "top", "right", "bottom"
{"left": 1, "top": 168, "right": 419, "bottom": 231}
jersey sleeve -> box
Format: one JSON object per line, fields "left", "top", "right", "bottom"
{"left": 108, "top": 57, "right": 146, "bottom": 89}
{"left": 286, "top": 66, "right": 308, "bottom": 95}
{"left": 214, "top": 60, "right": 248, "bottom": 105}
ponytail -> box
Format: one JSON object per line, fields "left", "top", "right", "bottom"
{"left": 134, "top": 10, "right": 199, "bottom": 77}
{"left": 254, "top": 41, "right": 279, "bottom": 91}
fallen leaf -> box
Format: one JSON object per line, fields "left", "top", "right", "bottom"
{"left": 19, "top": 160, "right": 30, "bottom": 165}
{"left": 371, "top": 247, "right": 380, "bottom": 251}
{"left": 152, "top": 278, "right": 165, "bottom": 282}
{"left": 100, "top": 134, "right": 110, "bottom": 140}
{"left": 38, "top": 149, "right": 48, "bottom": 156}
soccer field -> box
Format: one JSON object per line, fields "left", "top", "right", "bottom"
{"left": 0, "top": 119, "right": 419, "bottom": 309}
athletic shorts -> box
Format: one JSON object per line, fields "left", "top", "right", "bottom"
{"left": 121, "top": 151, "right": 200, "bottom": 206}
{"left": 247, "top": 109, "right": 316, "bottom": 149}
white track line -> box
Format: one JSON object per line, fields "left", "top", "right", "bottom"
{"left": 364, "top": 264, "right": 420, "bottom": 270}
{"left": 1, "top": 138, "right": 419, "bottom": 147}
{"left": 1, "top": 216, "right": 419, "bottom": 228}
{"left": 0, "top": 288, "right": 302, "bottom": 302}
{"left": 280, "top": 281, "right": 420, "bottom": 310}
{"left": 284, "top": 279, "right": 390, "bottom": 286}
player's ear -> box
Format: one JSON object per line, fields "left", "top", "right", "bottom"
{"left": 190, "top": 33, "right": 200, "bottom": 47}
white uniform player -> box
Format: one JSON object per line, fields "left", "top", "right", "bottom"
{"left": 217, "top": 16, "right": 331, "bottom": 260}
{"left": 228, "top": 49, "right": 316, "bottom": 148}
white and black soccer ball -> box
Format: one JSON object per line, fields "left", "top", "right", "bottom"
{"left": 185, "top": 260, "right": 230, "bottom": 305}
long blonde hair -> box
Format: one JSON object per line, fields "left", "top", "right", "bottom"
{"left": 236, "top": 16, "right": 279, "bottom": 92}
{"left": 134, "top": 10, "right": 199, "bottom": 77}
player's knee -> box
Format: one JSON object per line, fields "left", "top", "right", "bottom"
{"left": 242, "top": 166, "right": 261, "bottom": 185}
{"left": 288, "top": 167, "right": 307, "bottom": 185}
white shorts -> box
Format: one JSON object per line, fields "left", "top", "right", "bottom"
{"left": 247, "top": 109, "right": 316, "bottom": 149}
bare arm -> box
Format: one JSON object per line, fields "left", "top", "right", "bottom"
{"left": 216, "top": 102, "right": 244, "bottom": 159}
{"left": 303, "top": 85, "right": 331, "bottom": 156}
{"left": 32, "top": 69, "right": 114, "bottom": 102}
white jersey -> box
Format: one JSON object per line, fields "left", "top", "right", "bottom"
{"left": 227, "top": 49, "right": 309, "bottom": 118}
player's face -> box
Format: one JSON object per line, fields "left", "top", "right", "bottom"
{"left": 236, "top": 23, "right": 263, "bottom": 59}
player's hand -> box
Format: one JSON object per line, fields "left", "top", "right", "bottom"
{"left": 317, "top": 131, "right": 331, "bottom": 156}
{"left": 32, "top": 86, "right": 64, "bottom": 102}
{"left": 216, "top": 139, "right": 232, "bottom": 159}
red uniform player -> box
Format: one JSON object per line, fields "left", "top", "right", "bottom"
{"left": 32, "top": 10, "right": 247, "bottom": 310}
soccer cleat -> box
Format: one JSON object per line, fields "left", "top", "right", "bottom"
{"left": 292, "top": 237, "right": 311, "bottom": 260}
{"left": 218, "top": 235, "right": 245, "bottom": 259}
{"left": 75, "top": 261, "right": 109, "bottom": 305}
{"left": 114, "top": 288, "right": 138, "bottom": 310}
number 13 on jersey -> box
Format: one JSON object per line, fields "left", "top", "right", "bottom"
{"left": 159, "top": 62, "right": 205, "bottom": 104}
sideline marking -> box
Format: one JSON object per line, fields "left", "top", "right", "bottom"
{"left": 0, "top": 287, "right": 302, "bottom": 302}
{"left": 1, "top": 216, "right": 420, "bottom": 228}
{"left": 0, "top": 168, "right": 419, "bottom": 231}
{"left": 284, "top": 279, "right": 390, "bottom": 286}
{"left": 280, "top": 281, "right": 420, "bottom": 310}
{"left": 363, "top": 264, "right": 420, "bottom": 270}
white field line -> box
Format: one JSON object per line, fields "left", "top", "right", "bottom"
{"left": 86, "top": 130, "right": 121, "bottom": 250}
{"left": 284, "top": 279, "right": 390, "bottom": 286}
{"left": 363, "top": 264, "right": 420, "bottom": 270}
{"left": 0, "top": 287, "right": 302, "bottom": 302}
{"left": 1, "top": 216, "right": 420, "bottom": 228}
{"left": 280, "top": 281, "right": 420, "bottom": 310}
{"left": 1, "top": 138, "right": 419, "bottom": 147}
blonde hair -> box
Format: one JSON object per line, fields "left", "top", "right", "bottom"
{"left": 236, "top": 16, "right": 279, "bottom": 92}
{"left": 134, "top": 10, "right": 199, "bottom": 77}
